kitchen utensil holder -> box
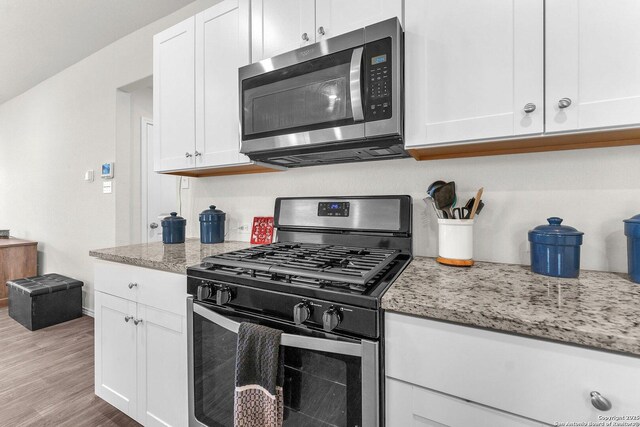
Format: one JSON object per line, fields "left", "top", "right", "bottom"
{"left": 437, "top": 219, "right": 475, "bottom": 267}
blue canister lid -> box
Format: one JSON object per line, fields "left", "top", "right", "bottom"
{"left": 528, "top": 217, "right": 584, "bottom": 246}
{"left": 161, "top": 212, "right": 186, "bottom": 226}
{"left": 624, "top": 214, "right": 640, "bottom": 237}
{"left": 199, "top": 205, "right": 226, "bottom": 222}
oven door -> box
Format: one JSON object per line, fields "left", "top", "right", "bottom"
{"left": 187, "top": 298, "right": 379, "bottom": 427}
{"left": 240, "top": 40, "right": 366, "bottom": 155}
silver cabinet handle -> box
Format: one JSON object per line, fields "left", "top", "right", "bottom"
{"left": 558, "top": 97, "right": 572, "bottom": 109}
{"left": 301, "top": 32, "right": 309, "bottom": 41}
{"left": 590, "top": 391, "right": 612, "bottom": 411}
{"left": 128, "top": 282, "right": 138, "bottom": 289}
{"left": 318, "top": 26, "right": 325, "bottom": 36}
{"left": 149, "top": 222, "right": 158, "bottom": 229}
{"left": 194, "top": 150, "right": 201, "bottom": 157}
{"left": 133, "top": 318, "right": 143, "bottom": 326}
{"left": 185, "top": 152, "right": 193, "bottom": 158}
{"left": 124, "top": 315, "right": 133, "bottom": 323}
{"left": 524, "top": 103, "right": 536, "bottom": 113}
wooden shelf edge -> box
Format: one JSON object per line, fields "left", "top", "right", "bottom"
{"left": 161, "top": 163, "right": 282, "bottom": 178}
{"left": 408, "top": 128, "right": 640, "bottom": 161}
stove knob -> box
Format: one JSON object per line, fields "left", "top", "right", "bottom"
{"left": 293, "top": 302, "right": 311, "bottom": 325}
{"left": 197, "top": 284, "right": 212, "bottom": 301}
{"left": 322, "top": 307, "right": 341, "bottom": 332}
{"left": 216, "top": 287, "right": 233, "bottom": 305}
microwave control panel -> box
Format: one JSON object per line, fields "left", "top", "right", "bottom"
{"left": 365, "top": 37, "right": 392, "bottom": 122}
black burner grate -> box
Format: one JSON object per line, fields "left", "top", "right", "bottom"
{"left": 203, "top": 242, "right": 400, "bottom": 286}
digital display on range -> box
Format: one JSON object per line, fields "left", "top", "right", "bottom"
{"left": 371, "top": 54, "right": 387, "bottom": 65}
{"left": 318, "top": 202, "right": 350, "bottom": 217}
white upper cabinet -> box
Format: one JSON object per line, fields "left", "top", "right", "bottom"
{"left": 251, "top": 0, "right": 315, "bottom": 61}
{"left": 196, "top": 0, "right": 251, "bottom": 168}
{"left": 545, "top": 0, "right": 640, "bottom": 133}
{"left": 251, "top": 0, "right": 403, "bottom": 62}
{"left": 404, "top": 0, "right": 544, "bottom": 148}
{"left": 153, "top": 17, "right": 196, "bottom": 172}
{"left": 315, "top": 0, "right": 402, "bottom": 41}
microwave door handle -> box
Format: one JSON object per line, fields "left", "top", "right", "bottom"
{"left": 193, "top": 302, "right": 362, "bottom": 357}
{"left": 349, "top": 47, "right": 365, "bottom": 122}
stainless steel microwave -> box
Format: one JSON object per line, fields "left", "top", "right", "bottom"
{"left": 239, "top": 18, "right": 406, "bottom": 168}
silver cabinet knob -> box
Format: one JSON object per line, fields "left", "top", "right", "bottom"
{"left": 185, "top": 152, "right": 193, "bottom": 158}
{"left": 133, "top": 318, "right": 143, "bottom": 326}
{"left": 317, "top": 26, "right": 325, "bottom": 36}
{"left": 124, "top": 315, "right": 133, "bottom": 323}
{"left": 128, "top": 282, "right": 138, "bottom": 289}
{"left": 149, "top": 222, "right": 158, "bottom": 229}
{"left": 558, "top": 97, "right": 572, "bottom": 109}
{"left": 301, "top": 32, "right": 309, "bottom": 41}
{"left": 524, "top": 103, "right": 536, "bottom": 113}
{"left": 194, "top": 150, "right": 202, "bottom": 157}
{"left": 590, "top": 391, "right": 612, "bottom": 411}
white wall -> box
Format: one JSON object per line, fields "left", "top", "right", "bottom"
{"left": 182, "top": 145, "right": 640, "bottom": 273}
{"left": 0, "top": 0, "right": 221, "bottom": 312}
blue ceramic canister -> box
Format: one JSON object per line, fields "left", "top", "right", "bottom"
{"left": 624, "top": 214, "right": 640, "bottom": 283}
{"left": 528, "top": 217, "right": 584, "bottom": 278}
{"left": 199, "top": 205, "right": 226, "bottom": 244}
{"left": 161, "top": 212, "right": 186, "bottom": 244}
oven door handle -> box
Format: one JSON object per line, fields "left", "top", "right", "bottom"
{"left": 350, "top": 46, "right": 365, "bottom": 122}
{"left": 193, "top": 302, "right": 363, "bottom": 357}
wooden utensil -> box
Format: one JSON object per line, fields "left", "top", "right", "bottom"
{"left": 469, "top": 187, "right": 484, "bottom": 219}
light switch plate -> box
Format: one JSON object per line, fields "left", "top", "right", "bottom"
{"left": 181, "top": 177, "right": 190, "bottom": 189}
{"left": 103, "top": 181, "right": 113, "bottom": 194}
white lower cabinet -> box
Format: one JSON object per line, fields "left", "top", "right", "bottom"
{"left": 94, "top": 261, "right": 187, "bottom": 427}
{"left": 385, "top": 312, "right": 640, "bottom": 426}
{"left": 386, "top": 378, "right": 544, "bottom": 427}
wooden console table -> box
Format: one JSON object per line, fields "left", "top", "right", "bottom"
{"left": 0, "top": 238, "right": 38, "bottom": 308}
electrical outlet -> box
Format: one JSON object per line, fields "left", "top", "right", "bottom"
{"left": 181, "top": 177, "right": 190, "bottom": 189}
{"left": 238, "top": 224, "right": 250, "bottom": 232}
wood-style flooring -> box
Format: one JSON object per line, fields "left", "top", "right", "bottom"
{"left": 0, "top": 307, "right": 140, "bottom": 427}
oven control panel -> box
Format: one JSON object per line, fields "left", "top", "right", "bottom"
{"left": 365, "top": 37, "right": 392, "bottom": 122}
{"left": 317, "top": 201, "right": 350, "bottom": 217}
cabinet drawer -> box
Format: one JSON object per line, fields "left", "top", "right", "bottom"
{"left": 385, "top": 312, "right": 640, "bottom": 425}
{"left": 94, "top": 261, "right": 187, "bottom": 316}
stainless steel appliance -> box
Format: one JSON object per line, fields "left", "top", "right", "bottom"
{"left": 238, "top": 18, "right": 406, "bottom": 168}
{"left": 187, "top": 195, "right": 413, "bottom": 426}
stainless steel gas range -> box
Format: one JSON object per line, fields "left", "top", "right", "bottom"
{"left": 186, "top": 195, "right": 412, "bottom": 427}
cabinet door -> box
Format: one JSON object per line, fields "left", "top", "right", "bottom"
{"left": 251, "top": 0, "right": 315, "bottom": 61}
{"left": 386, "top": 378, "right": 545, "bottom": 427}
{"left": 546, "top": 0, "right": 640, "bottom": 133}
{"left": 153, "top": 17, "right": 196, "bottom": 172}
{"left": 315, "top": 0, "right": 402, "bottom": 41}
{"left": 404, "top": 0, "right": 543, "bottom": 148}
{"left": 137, "top": 304, "right": 188, "bottom": 427}
{"left": 195, "top": 0, "right": 251, "bottom": 168}
{"left": 95, "top": 292, "right": 138, "bottom": 418}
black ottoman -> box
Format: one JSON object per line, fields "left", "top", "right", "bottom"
{"left": 7, "top": 273, "right": 84, "bottom": 331}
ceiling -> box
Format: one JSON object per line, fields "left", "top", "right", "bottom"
{"left": 0, "top": 0, "right": 196, "bottom": 105}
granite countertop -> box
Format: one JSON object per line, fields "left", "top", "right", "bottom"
{"left": 382, "top": 257, "right": 640, "bottom": 356}
{"left": 89, "top": 238, "right": 253, "bottom": 274}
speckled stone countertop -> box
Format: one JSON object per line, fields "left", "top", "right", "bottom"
{"left": 89, "top": 238, "right": 253, "bottom": 274}
{"left": 382, "top": 257, "right": 640, "bottom": 356}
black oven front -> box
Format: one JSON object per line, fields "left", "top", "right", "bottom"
{"left": 187, "top": 298, "right": 380, "bottom": 427}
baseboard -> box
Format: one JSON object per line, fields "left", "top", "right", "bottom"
{"left": 82, "top": 307, "right": 95, "bottom": 318}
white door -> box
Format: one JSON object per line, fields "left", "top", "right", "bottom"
{"left": 94, "top": 292, "right": 138, "bottom": 418}
{"left": 404, "top": 0, "right": 544, "bottom": 148}
{"left": 315, "top": 0, "right": 402, "bottom": 41}
{"left": 251, "top": 0, "right": 315, "bottom": 61}
{"left": 545, "top": 0, "right": 640, "bottom": 133}
{"left": 153, "top": 17, "right": 196, "bottom": 172}
{"left": 141, "top": 118, "right": 177, "bottom": 243}
{"left": 137, "top": 304, "right": 187, "bottom": 427}
{"left": 386, "top": 378, "right": 545, "bottom": 427}
{"left": 195, "top": 0, "right": 251, "bottom": 168}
